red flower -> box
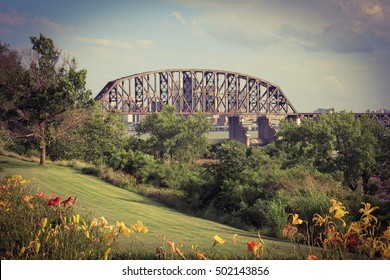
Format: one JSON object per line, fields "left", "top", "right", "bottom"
{"left": 347, "top": 235, "right": 358, "bottom": 252}
{"left": 61, "top": 196, "right": 75, "bottom": 206}
{"left": 35, "top": 192, "right": 45, "bottom": 198}
{"left": 48, "top": 196, "right": 61, "bottom": 206}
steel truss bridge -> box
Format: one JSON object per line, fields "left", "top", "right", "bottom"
{"left": 95, "top": 69, "right": 389, "bottom": 145}
{"left": 95, "top": 69, "right": 297, "bottom": 115}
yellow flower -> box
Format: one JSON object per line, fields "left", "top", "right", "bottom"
{"left": 41, "top": 218, "right": 48, "bottom": 229}
{"left": 348, "top": 222, "right": 362, "bottom": 235}
{"left": 72, "top": 214, "right": 80, "bottom": 225}
{"left": 23, "top": 194, "right": 33, "bottom": 203}
{"left": 121, "top": 226, "right": 133, "bottom": 238}
{"left": 132, "top": 221, "right": 148, "bottom": 233}
{"left": 116, "top": 221, "right": 133, "bottom": 236}
{"left": 18, "top": 246, "right": 26, "bottom": 257}
{"left": 233, "top": 234, "right": 239, "bottom": 245}
{"left": 291, "top": 214, "right": 303, "bottom": 225}
{"left": 214, "top": 235, "right": 225, "bottom": 245}
{"left": 90, "top": 218, "right": 98, "bottom": 228}
{"left": 104, "top": 248, "right": 112, "bottom": 260}
{"left": 100, "top": 217, "right": 108, "bottom": 227}
{"left": 197, "top": 253, "right": 207, "bottom": 260}
{"left": 334, "top": 208, "right": 348, "bottom": 227}
{"left": 359, "top": 202, "right": 379, "bottom": 224}
{"left": 329, "top": 199, "right": 345, "bottom": 213}
{"left": 382, "top": 226, "right": 390, "bottom": 240}
{"left": 313, "top": 214, "right": 327, "bottom": 227}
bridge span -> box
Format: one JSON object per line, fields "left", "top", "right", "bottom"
{"left": 95, "top": 69, "right": 389, "bottom": 146}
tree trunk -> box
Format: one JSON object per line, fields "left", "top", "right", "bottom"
{"left": 39, "top": 124, "right": 47, "bottom": 166}
{"left": 39, "top": 141, "right": 46, "bottom": 166}
{"left": 361, "top": 171, "right": 371, "bottom": 194}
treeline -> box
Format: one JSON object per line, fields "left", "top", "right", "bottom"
{"left": 1, "top": 35, "right": 389, "bottom": 237}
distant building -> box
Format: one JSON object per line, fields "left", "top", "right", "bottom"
{"left": 314, "top": 108, "right": 330, "bottom": 113}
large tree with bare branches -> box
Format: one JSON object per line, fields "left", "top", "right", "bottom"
{"left": 0, "top": 34, "right": 92, "bottom": 165}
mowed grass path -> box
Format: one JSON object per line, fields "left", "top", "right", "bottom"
{"left": 0, "top": 156, "right": 303, "bottom": 258}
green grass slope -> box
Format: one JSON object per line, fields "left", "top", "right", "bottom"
{"left": 0, "top": 155, "right": 305, "bottom": 259}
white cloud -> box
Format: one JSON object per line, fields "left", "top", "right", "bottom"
{"left": 74, "top": 36, "right": 153, "bottom": 50}
{"left": 172, "top": 11, "right": 186, "bottom": 25}
{"left": 33, "top": 16, "right": 70, "bottom": 33}
{"left": 326, "top": 75, "right": 345, "bottom": 92}
{"left": 74, "top": 36, "right": 133, "bottom": 48}
{"left": 136, "top": 40, "right": 153, "bottom": 48}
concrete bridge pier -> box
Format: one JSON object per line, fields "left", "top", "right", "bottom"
{"left": 228, "top": 116, "right": 250, "bottom": 147}
{"left": 257, "top": 116, "right": 277, "bottom": 145}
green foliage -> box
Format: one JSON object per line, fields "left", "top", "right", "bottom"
{"left": 135, "top": 105, "right": 211, "bottom": 162}
{"left": 0, "top": 34, "right": 92, "bottom": 165}
{"left": 264, "top": 197, "right": 287, "bottom": 238}
{"left": 49, "top": 103, "right": 129, "bottom": 165}
{"left": 277, "top": 118, "right": 334, "bottom": 171}
{"left": 277, "top": 111, "right": 389, "bottom": 192}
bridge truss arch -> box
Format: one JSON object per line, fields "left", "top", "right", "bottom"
{"left": 95, "top": 69, "right": 297, "bottom": 115}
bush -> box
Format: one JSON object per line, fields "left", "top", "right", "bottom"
{"left": 81, "top": 166, "right": 101, "bottom": 176}
{"left": 99, "top": 167, "right": 137, "bottom": 190}
{"left": 264, "top": 197, "right": 288, "bottom": 238}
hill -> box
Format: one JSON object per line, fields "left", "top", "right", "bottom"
{"left": 0, "top": 155, "right": 303, "bottom": 259}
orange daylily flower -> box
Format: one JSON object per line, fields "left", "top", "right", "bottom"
{"left": 245, "top": 240, "right": 261, "bottom": 254}
{"left": 167, "top": 241, "right": 175, "bottom": 251}
{"left": 197, "top": 253, "right": 207, "bottom": 260}
{"left": 174, "top": 246, "right": 185, "bottom": 259}
{"left": 307, "top": 255, "right": 319, "bottom": 260}
{"left": 283, "top": 224, "right": 298, "bottom": 238}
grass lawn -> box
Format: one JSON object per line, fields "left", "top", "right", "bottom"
{"left": 0, "top": 155, "right": 312, "bottom": 259}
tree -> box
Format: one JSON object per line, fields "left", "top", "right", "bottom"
{"left": 0, "top": 34, "right": 92, "bottom": 165}
{"left": 276, "top": 111, "right": 389, "bottom": 192}
{"left": 322, "top": 112, "right": 367, "bottom": 190}
{"left": 276, "top": 118, "right": 334, "bottom": 171}
{"left": 359, "top": 114, "right": 390, "bottom": 192}
{"left": 48, "top": 103, "right": 130, "bottom": 165}
{"left": 135, "top": 105, "right": 211, "bottom": 162}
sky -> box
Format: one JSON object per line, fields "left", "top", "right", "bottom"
{"left": 0, "top": 0, "right": 389, "bottom": 112}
